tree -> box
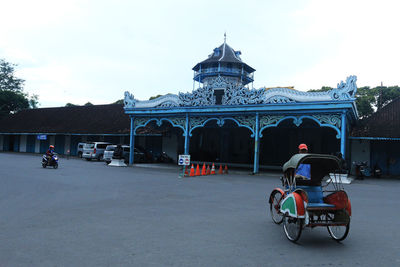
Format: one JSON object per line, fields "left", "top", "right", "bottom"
{"left": 0, "top": 59, "right": 38, "bottom": 116}
{"left": 149, "top": 94, "right": 163, "bottom": 100}
{"left": 308, "top": 86, "right": 332, "bottom": 92}
{"left": 113, "top": 99, "right": 124, "bottom": 104}
{"left": 65, "top": 103, "right": 77, "bottom": 107}
{"left": 308, "top": 85, "right": 400, "bottom": 118}
{"left": 84, "top": 102, "right": 93, "bottom": 106}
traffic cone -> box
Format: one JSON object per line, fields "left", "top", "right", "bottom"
{"left": 201, "top": 163, "right": 206, "bottom": 176}
{"left": 206, "top": 165, "right": 210, "bottom": 175}
{"left": 218, "top": 164, "right": 223, "bottom": 174}
{"left": 189, "top": 164, "right": 195, "bottom": 177}
{"left": 211, "top": 163, "right": 216, "bottom": 175}
{"left": 184, "top": 166, "right": 189, "bottom": 177}
{"left": 195, "top": 164, "right": 200, "bottom": 176}
{"left": 224, "top": 165, "right": 228, "bottom": 174}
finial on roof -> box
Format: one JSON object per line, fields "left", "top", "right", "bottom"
{"left": 224, "top": 32, "right": 226, "bottom": 43}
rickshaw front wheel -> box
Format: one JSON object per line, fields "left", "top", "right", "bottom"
{"left": 283, "top": 215, "right": 303, "bottom": 242}
{"left": 270, "top": 191, "right": 284, "bottom": 224}
{"left": 327, "top": 223, "right": 350, "bottom": 241}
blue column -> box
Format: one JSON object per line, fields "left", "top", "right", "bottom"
{"left": 184, "top": 113, "right": 190, "bottom": 155}
{"left": 253, "top": 113, "right": 260, "bottom": 174}
{"left": 129, "top": 116, "right": 135, "bottom": 165}
{"left": 340, "top": 112, "right": 346, "bottom": 159}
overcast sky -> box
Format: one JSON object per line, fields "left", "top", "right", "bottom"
{"left": 1, "top": 0, "right": 399, "bottom": 107}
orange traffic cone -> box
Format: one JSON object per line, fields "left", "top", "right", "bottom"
{"left": 224, "top": 165, "right": 228, "bottom": 174}
{"left": 211, "top": 163, "right": 216, "bottom": 175}
{"left": 189, "top": 164, "right": 195, "bottom": 177}
{"left": 206, "top": 165, "right": 210, "bottom": 175}
{"left": 218, "top": 164, "right": 223, "bottom": 174}
{"left": 195, "top": 164, "right": 200, "bottom": 176}
{"left": 201, "top": 163, "right": 206, "bottom": 176}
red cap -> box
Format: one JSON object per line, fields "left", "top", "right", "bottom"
{"left": 298, "top": 144, "right": 308, "bottom": 150}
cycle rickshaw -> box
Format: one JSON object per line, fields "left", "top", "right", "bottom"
{"left": 268, "top": 153, "right": 351, "bottom": 242}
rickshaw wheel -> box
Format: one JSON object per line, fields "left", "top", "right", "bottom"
{"left": 270, "top": 191, "right": 284, "bottom": 224}
{"left": 327, "top": 223, "right": 350, "bottom": 241}
{"left": 283, "top": 215, "right": 303, "bottom": 242}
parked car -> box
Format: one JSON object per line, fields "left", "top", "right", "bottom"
{"left": 82, "top": 142, "right": 111, "bottom": 161}
{"left": 77, "top": 142, "right": 86, "bottom": 158}
{"left": 103, "top": 145, "right": 146, "bottom": 164}
{"left": 103, "top": 145, "right": 117, "bottom": 164}
{"left": 127, "top": 146, "right": 147, "bottom": 163}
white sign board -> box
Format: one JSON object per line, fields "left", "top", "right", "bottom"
{"left": 178, "top": 154, "right": 190, "bottom": 166}
{"left": 37, "top": 134, "right": 47, "bottom": 140}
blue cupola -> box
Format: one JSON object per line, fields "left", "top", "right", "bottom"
{"left": 192, "top": 36, "right": 256, "bottom": 87}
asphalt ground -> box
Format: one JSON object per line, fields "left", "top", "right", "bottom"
{"left": 0, "top": 152, "right": 399, "bottom": 266}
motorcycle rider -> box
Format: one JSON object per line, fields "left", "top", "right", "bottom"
{"left": 46, "top": 145, "right": 55, "bottom": 164}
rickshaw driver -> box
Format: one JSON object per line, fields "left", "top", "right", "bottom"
{"left": 295, "top": 143, "right": 311, "bottom": 179}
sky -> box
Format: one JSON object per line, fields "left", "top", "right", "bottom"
{"left": 1, "top": 0, "right": 399, "bottom": 107}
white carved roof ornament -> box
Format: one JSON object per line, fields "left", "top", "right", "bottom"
{"left": 124, "top": 75, "right": 357, "bottom": 109}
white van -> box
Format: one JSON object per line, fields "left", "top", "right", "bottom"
{"left": 82, "top": 142, "right": 111, "bottom": 161}
{"left": 77, "top": 142, "right": 86, "bottom": 158}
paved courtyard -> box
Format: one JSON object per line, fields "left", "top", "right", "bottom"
{"left": 0, "top": 152, "right": 399, "bottom": 266}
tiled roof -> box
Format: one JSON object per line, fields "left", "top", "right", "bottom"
{"left": 350, "top": 97, "right": 400, "bottom": 138}
{"left": 192, "top": 42, "right": 255, "bottom": 72}
{"left": 0, "top": 104, "right": 130, "bottom": 134}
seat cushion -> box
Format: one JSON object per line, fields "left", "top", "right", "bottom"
{"left": 297, "top": 186, "right": 324, "bottom": 203}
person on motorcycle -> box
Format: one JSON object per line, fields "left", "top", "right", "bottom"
{"left": 46, "top": 145, "right": 55, "bottom": 164}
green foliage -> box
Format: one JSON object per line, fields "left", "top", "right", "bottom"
{"left": 149, "top": 94, "right": 163, "bottom": 100}
{"left": 0, "top": 90, "right": 29, "bottom": 116}
{"left": 0, "top": 59, "right": 39, "bottom": 116}
{"left": 84, "top": 102, "right": 93, "bottom": 106}
{"left": 113, "top": 99, "right": 124, "bottom": 104}
{"left": 0, "top": 59, "right": 24, "bottom": 91}
{"left": 308, "top": 86, "right": 333, "bottom": 92}
{"left": 308, "top": 85, "right": 400, "bottom": 118}
{"left": 65, "top": 103, "right": 77, "bottom": 107}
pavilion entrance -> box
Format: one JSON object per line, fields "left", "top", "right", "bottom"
{"left": 259, "top": 119, "right": 340, "bottom": 168}
{"left": 189, "top": 120, "right": 254, "bottom": 164}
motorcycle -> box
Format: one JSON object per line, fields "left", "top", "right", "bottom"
{"left": 353, "top": 161, "right": 368, "bottom": 179}
{"left": 158, "top": 151, "right": 173, "bottom": 163}
{"left": 373, "top": 164, "right": 382, "bottom": 178}
{"left": 353, "top": 161, "right": 381, "bottom": 179}
{"left": 42, "top": 153, "right": 59, "bottom": 169}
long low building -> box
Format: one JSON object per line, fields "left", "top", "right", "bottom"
{"left": 350, "top": 96, "right": 400, "bottom": 175}
{"left": 0, "top": 104, "right": 175, "bottom": 159}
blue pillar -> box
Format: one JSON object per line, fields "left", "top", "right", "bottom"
{"left": 129, "top": 116, "right": 135, "bottom": 165}
{"left": 184, "top": 113, "right": 190, "bottom": 155}
{"left": 340, "top": 112, "right": 346, "bottom": 159}
{"left": 253, "top": 113, "right": 260, "bottom": 174}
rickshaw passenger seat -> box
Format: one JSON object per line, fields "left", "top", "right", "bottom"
{"left": 297, "top": 186, "right": 324, "bottom": 203}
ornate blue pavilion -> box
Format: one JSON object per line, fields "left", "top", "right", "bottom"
{"left": 124, "top": 39, "right": 359, "bottom": 173}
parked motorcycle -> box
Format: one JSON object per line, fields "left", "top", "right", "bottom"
{"left": 353, "top": 161, "right": 368, "bottom": 179}
{"left": 42, "top": 154, "right": 59, "bottom": 169}
{"left": 373, "top": 164, "right": 382, "bottom": 178}
{"left": 158, "top": 151, "right": 173, "bottom": 163}
{"left": 353, "top": 161, "right": 381, "bottom": 179}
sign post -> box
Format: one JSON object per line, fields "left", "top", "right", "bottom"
{"left": 178, "top": 154, "right": 190, "bottom": 178}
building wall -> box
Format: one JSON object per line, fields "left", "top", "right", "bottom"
{"left": 26, "top": 135, "right": 36, "bottom": 153}
{"left": 19, "top": 135, "right": 27, "bottom": 152}
{"left": 370, "top": 140, "right": 400, "bottom": 176}
{"left": 0, "top": 135, "right": 3, "bottom": 151}
{"left": 350, "top": 139, "right": 370, "bottom": 174}
{"left": 35, "top": 138, "right": 40, "bottom": 153}
{"left": 64, "top": 135, "right": 71, "bottom": 154}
